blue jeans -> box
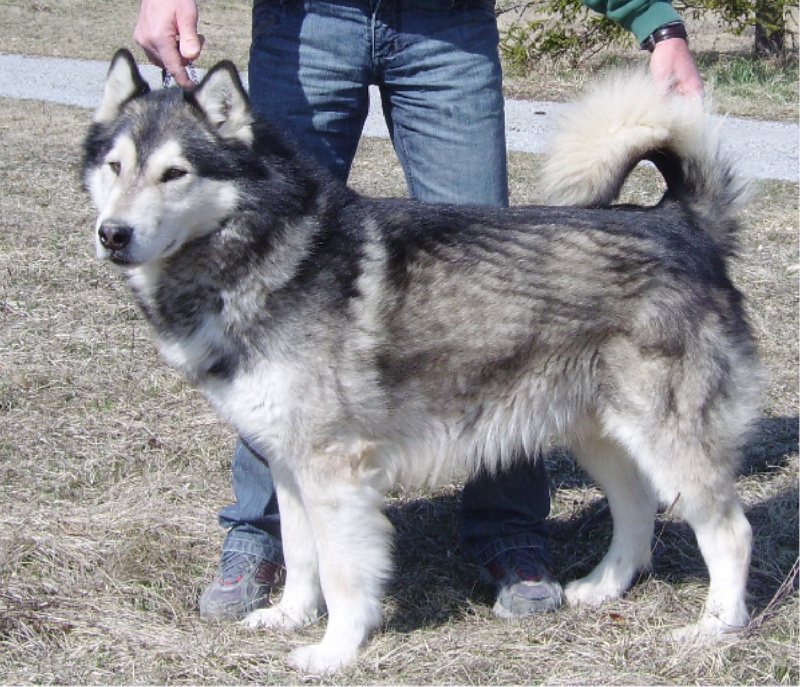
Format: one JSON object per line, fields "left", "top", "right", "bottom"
{"left": 219, "top": 0, "right": 550, "bottom": 567}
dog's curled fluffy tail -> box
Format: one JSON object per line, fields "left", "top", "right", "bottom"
{"left": 538, "top": 71, "right": 747, "bottom": 256}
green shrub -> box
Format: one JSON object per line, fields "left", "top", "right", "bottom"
{"left": 498, "top": 0, "right": 797, "bottom": 68}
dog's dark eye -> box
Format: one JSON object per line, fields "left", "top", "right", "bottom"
{"left": 161, "top": 167, "right": 188, "bottom": 183}
{"left": 108, "top": 161, "right": 121, "bottom": 175}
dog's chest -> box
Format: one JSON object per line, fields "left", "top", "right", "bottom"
{"left": 202, "top": 358, "right": 304, "bottom": 454}
{"left": 155, "top": 317, "right": 235, "bottom": 383}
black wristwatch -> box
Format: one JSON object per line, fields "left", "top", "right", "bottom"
{"left": 640, "top": 21, "right": 688, "bottom": 52}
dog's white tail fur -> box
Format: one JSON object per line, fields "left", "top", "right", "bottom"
{"left": 538, "top": 71, "right": 747, "bottom": 256}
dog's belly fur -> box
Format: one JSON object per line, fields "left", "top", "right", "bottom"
{"left": 214, "top": 349, "right": 594, "bottom": 489}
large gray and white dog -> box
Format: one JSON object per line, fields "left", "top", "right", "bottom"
{"left": 83, "top": 49, "right": 763, "bottom": 672}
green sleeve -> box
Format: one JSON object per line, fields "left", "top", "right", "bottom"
{"left": 579, "top": 0, "right": 683, "bottom": 44}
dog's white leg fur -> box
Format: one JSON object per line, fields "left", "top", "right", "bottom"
{"left": 286, "top": 460, "right": 394, "bottom": 673}
{"left": 671, "top": 490, "right": 752, "bottom": 638}
{"left": 242, "top": 466, "right": 323, "bottom": 630}
{"left": 565, "top": 428, "right": 658, "bottom": 605}
{"left": 601, "top": 411, "right": 752, "bottom": 638}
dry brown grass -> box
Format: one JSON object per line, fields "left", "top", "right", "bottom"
{"left": 0, "top": 1, "right": 797, "bottom": 683}
{"left": 0, "top": 0, "right": 252, "bottom": 68}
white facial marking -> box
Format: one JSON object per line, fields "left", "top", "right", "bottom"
{"left": 89, "top": 136, "right": 239, "bottom": 265}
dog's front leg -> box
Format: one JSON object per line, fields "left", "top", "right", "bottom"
{"left": 288, "top": 458, "right": 394, "bottom": 673}
{"left": 242, "top": 464, "right": 323, "bottom": 630}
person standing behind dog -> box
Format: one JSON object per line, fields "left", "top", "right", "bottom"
{"left": 133, "top": 0, "right": 703, "bottom": 623}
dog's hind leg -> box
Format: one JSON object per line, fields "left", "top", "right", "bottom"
{"left": 287, "top": 455, "right": 395, "bottom": 673}
{"left": 565, "top": 425, "right": 659, "bottom": 606}
{"left": 603, "top": 414, "right": 752, "bottom": 637}
{"left": 671, "top": 488, "right": 751, "bottom": 638}
{"left": 242, "top": 465, "right": 323, "bottom": 631}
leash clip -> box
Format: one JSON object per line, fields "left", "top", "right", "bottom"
{"left": 162, "top": 60, "right": 198, "bottom": 88}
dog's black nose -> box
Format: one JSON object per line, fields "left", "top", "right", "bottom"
{"left": 98, "top": 222, "right": 133, "bottom": 250}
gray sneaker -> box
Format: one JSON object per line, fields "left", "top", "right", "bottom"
{"left": 484, "top": 547, "right": 564, "bottom": 619}
{"left": 199, "top": 551, "right": 283, "bottom": 621}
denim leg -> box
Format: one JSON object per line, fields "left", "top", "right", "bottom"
{"left": 375, "top": 1, "right": 509, "bottom": 206}
{"left": 218, "top": 440, "right": 284, "bottom": 562}
{"left": 249, "top": 0, "right": 373, "bottom": 180}
{"left": 460, "top": 459, "right": 552, "bottom": 566}
{"left": 374, "top": 2, "right": 548, "bottom": 562}
{"left": 214, "top": 1, "right": 375, "bottom": 559}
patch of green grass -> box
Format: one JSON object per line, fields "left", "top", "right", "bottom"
{"left": 701, "top": 51, "right": 799, "bottom": 101}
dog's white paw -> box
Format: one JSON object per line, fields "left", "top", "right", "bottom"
{"left": 671, "top": 615, "right": 748, "bottom": 642}
{"left": 564, "top": 578, "right": 622, "bottom": 607}
{"left": 241, "top": 605, "right": 317, "bottom": 630}
{"left": 289, "top": 642, "right": 358, "bottom": 674}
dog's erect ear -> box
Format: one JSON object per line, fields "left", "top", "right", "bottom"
{"left": 191, "top": 61, "right": 254, "bottom": 145}
{"left": 94, "top": 49, "right": 150, "bottom": 124}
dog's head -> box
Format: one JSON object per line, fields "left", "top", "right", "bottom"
{"left": 83, "top": 49, "right": 254, "bottom": 267}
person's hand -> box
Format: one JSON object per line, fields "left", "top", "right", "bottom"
{"left": 649, "top": 37, "right": 703, "bottom": 98}
{"left": 134, "top": 0, "right": 203, "bottom": 87}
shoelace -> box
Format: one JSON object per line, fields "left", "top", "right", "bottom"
{"left": 218, "top": 551, "right": 255, "bottom": 585}
{"left": 488, "top": 548, "right": 551, "bottom": 582}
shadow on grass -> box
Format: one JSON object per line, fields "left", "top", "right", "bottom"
{"left": 741, "top": 415, "right": 799, "bottom": 476}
